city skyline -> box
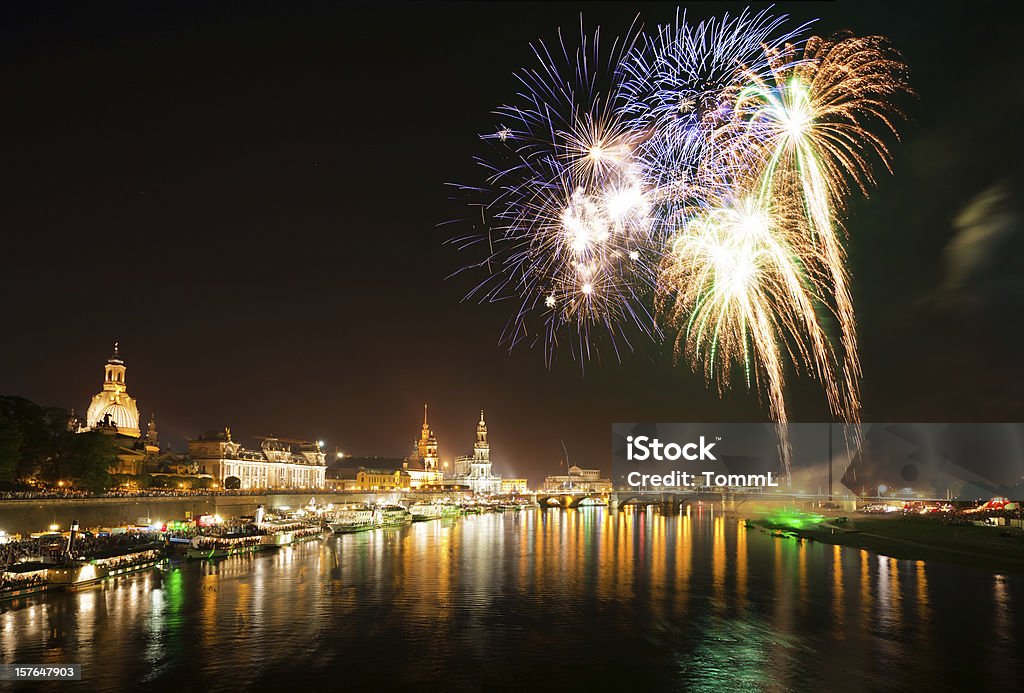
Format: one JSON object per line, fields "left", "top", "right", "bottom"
{"left": 63, "top": 341, "right": 530, "bottom": 477}
{"left": 2, "top": 2, "right": 1022, "bottom": 483}
{"left": 0, "top": 3, "right": 1022, "bottom": 691}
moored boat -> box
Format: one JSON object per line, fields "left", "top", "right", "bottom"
{"left": 48, "top": 547, "right": 166, "bottom": 588}
{"left": 329, "top": 504, "right": 412, "bottom": 532}
{"left": 258, "top": 520, "right": 324, "bottom": 547}
{"left": 409, "top": 502, "right": 458, "bottom": 521}
{"left": 186, "top": 533, "right": 264, "bottom": 559}
{"left": 1, "top": 562, "right": 54, "bottom": 601}
{"left": 328, "top": 504, "right": 377, "bottom": 534}
{"left": 376, "top": 504, "right": 413, "bottom": 528}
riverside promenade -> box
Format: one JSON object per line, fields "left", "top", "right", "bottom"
{"left": 0, "top": 492, "right": 399, "bottom": 535}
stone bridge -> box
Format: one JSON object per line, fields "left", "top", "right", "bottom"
{"left": 534, "top": 489, "right": 857, "bottom": 513}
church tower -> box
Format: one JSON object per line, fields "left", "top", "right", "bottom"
{"left": 473, "top": 410, "right": 489, "bottom": 464}
{"left": 417, "top": 403, "right": 439, "bottom": 471}
{"left": 146, "top": 413, "right": 159, "bottom": 446}
{"left": 83, "top": 342, "right": 141, "bottom": 437}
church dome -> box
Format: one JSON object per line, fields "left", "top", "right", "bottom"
{"left": 83, "top": 344, "right": 142, "bottom": 438}
{"left": 96, "top": 402, "right": 140, "bottom": 433}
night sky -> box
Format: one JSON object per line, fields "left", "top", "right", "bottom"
{"left": 2, "top": 1, "right": 1022, "bottom": 483}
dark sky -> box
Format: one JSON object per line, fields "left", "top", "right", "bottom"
{"left": 2, "top": 1, "right": 1023, "bottom": 483}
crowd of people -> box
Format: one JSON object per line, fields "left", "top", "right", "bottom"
{"left": 1, "top": 530, "right": 164, "bottom": 569}
{"left": 0, "top": 487, "right": 316, "bottom": 500}
{"left": 164, "top": 519, "right": 253, "bottom": 542}
{"left": 0, "top": 570, "right": 47, "bottom": 592}
{"left": 0, "top": 535, "right": 67, "bottom": 566}
{"left": 0, "top": 488, "right": 94, "bottom": 500}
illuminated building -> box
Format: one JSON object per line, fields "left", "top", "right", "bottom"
{"left": 81, "top": 342, "right": 141, "bottom": 437}
{"left": 500, "top": 478, "right": 529, "bottom": 493}
{"left": 75, "top": 343, "right": 164, "bottom": 475}
{"left": 355, "top": 467, "right": 411, "bottom": 491}
{"left": 188, "top": 429, "right": 327, "bottom": 490}
{"left": 448, "top": 410, "right": 502, "bottom": 494}
{"left": 403, "top": 404, "right": 444, "bottom": 488}
{"left": 543, "top": 466, "right": 612, "bottom": 492}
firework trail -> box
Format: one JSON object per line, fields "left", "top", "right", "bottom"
{"left": 693, "top": 32, "right": 913, "bottom": 422}
{"left": 457, "top": 7, "right": 911, "bottom": 478}
{"left": 453, "top": 19, "right": 662, "bottom": 365}
{"left": 618, "top": 7, "right": 809, "bottom": 209}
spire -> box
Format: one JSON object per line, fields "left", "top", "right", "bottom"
{"left": 108, "top": 340, "right": 124, "bottom": 365}
{"left": 423, "top": 402, "right": 429, "bottom": 427}
{"left": 146, "top": 413, "right": 158, "bottom": 444}
{"left": 479, "top": 409, "right": 485, "bottom": 425}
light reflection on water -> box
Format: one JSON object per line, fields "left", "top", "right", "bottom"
{"left": 1, "top": 507, "right": 1021, "bottom": 692}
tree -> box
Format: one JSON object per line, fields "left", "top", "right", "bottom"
{"left": 0, "top": 396, "right": 77, "bottom": 481}
{"left": 0, "top": 410, "right": 23, "bottom": 483}
{"left": 65, "top": 431, "right": 116, "bottom": 492}
{"left": 224, "top": 476, "right": 241, "bottom": 490}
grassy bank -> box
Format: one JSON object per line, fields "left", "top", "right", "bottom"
{"left": 758, "top": 515, "right": 1024, "bottom": 574}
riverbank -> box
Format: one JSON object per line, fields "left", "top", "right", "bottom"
{"left": 756, "top": 514, "right": 1024, "bottom": 574}
{"left": 0, "top": 491, "right": 400, "bottom": 536}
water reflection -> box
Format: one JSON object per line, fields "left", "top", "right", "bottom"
{"left": 0, "top": 508, "right": 1021, "bottom": 691}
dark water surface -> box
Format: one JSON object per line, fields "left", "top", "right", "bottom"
{"left": 2, "top": 507, "right": 1022, "bottom": 692}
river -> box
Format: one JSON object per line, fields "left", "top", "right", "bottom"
{"left": 1, "top": 506, "right": 1021, "bottom": 691}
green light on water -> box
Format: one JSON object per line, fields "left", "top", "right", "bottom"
{"left": 761, "top": 509, "right": 824, "bottom": 530}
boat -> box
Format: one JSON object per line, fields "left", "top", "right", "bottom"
{"left": 185, "top": 533, "right": 264, "bottom": 559}
{"left": 409, "top": 502, "right": 444, "bottom": 521}
{"left": 1, "top": 562, "right": 55, "bottom": 601}
{"left": 258, "top": 520, "right": 325, "bottom": 547}
{"left": 409, "top": 502, "right": 460, "bottom": 522}
{"left": 47, "top": 547, "right": 167, "bottom": 588}
{"left": 328, "top": 504, "right": 378, "bottom": 534}
{"left": 329, "top": 504, "right": 412, "bottom": 533}
{"left": 376, "top": 504, "right": 412, "bottom": 527}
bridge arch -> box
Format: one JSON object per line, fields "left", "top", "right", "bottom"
{"left": 534, "top": 492, "right": 610, "bottom": 508}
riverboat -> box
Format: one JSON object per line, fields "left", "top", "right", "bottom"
{"left": 1, "top": 562, "right": 55, "bottom": 601}
{"left": 186, "top": 533, "right": 264, "bottom": 559}
{"left": 258, "top": 520, "right": 325, "bottom": 547}
{"left": 409, "top": 502, "right": 460, "bottom": 522}
{"left": 329, "top": 504, "right": 412, "bottom": 533}
{"left": 47, "top": 547, "right": 167, "bottom": 589}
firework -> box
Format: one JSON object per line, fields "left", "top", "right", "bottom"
{"left": 618, "top": 7, "right": 809, "bottom": 208}
{"left": 458, "top": 8, "right": 911, "bottom": 475}
{"left": 455, "top": 20, "right": 662, "bottom": 364}
{"left": 697, "top": 32, "right": 913, "bottom": 422}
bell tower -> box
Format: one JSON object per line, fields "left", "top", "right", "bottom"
{"left": 473, "top": 410, "right": 489, "bottom": 463}
{"left": 418, "top": 403, "right": 439, "bottom": 471}
{"left": 103, "top": 342, "right": 127, "bottom": 393}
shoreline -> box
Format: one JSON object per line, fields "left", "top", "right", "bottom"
{"left": 753, "top": 515, "right": 1024, "bottom": 574}
{"left": 0, "top": 491, "right": 343, "bottom": 509}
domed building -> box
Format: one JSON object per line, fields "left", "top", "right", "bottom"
{"left": 83, "top": 342, "right": 141, "bottom": 437}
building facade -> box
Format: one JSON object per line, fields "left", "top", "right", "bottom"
{"left": 188, "top": 429, "right": 327, "bottom": 490}
{"left": 447, "top": 410, "right": 502, "bottom": 494}
{"left": 500, "top": 478, "right": 529, "bottom": 494}
{"left": 77, "top": 343, "right": 166, "bottom": 476}
{"left": 81, "top": 342, "right": 142, "bottom": 438}
{"left": 403, "top": 404, "right": 444, "bottom": 488}
{"left": 543, "top": 465, "right": 612, "bottom": 492}
{"left": 355, "top": 468, "right": 411, "bottom": 491}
